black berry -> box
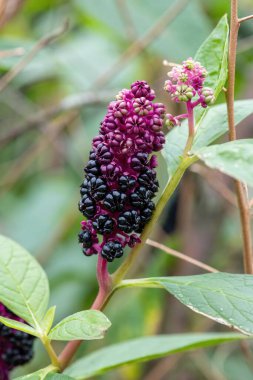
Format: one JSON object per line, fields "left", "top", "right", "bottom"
{"left": 118, "top": 210, "right": 140, "bottom": 233}
{"left": 79, "top": 195, "right": 96, "bottom": 218}
{"left": 118, "top": 175, "right": 136, "bottom": 191}
{"left": 93, "top": 215, "right": 115, "bottom": 234}
{"left": 101, "top": 241, "right": 123, "bottom": 262}
{"left": 103, "top": 191, "right": 127, "bottom": 212}
{"left": 78, "top": 229, "right": 93, "bottom": 248}
{"left": 81, "top": 177, "right": 107, "bottom": 201}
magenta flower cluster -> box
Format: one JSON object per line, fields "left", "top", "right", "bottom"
{"left": 0, "top": 304, "right": 35, "bottom": 380}
{"left": 78, "top": 81, "right": 165, "bottom": 262}
{"left": 164, "top": 58, "right": 214, "bottom": 128}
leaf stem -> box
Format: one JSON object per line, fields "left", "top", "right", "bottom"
{"left": 226, "top": 0, "right": 253, "bottom": 274}
{"left": 117, "top": 278, "right": 162, "bottom": 290}
{"left": 42, "top": 336, "right": 61, "bottom": 369}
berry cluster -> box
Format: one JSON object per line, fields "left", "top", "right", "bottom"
{"left": 0, "top": 304, "right": 35, "bottom": 380}
{"left": 164, "top": 58, "right": 214, "bottom": 128}
{"left": 79, "top": 81, "right": 165, "bottom": 262}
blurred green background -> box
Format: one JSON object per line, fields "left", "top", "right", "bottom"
{"left": 0, "top": 0, "right": 253, "bottom": 379}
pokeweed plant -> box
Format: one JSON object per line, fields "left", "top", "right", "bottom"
{"left": 1, "top": 8, "right": 253, "bottom": 380}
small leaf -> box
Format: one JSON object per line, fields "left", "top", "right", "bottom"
{"left": 48, "top": 310, "right": 111, "bottom": 341}
{"left": 0, "top": 316, "right": 38, "bottom": 337}
{"left": 194, "top": 15, "right": 229, "bottom": 123}
{"left": 42, "top": 306, "right": 56, "bottom": 335}
{"left": 163, "top": 99, "right": 253, "bottom": 177}
{"left": 120, "top": 273, "right": 253, "bottom": 335}
{"left": 65, "top": 333, "right": 244, "bottom": 379}
{"left": 14, "top": 365, "right": 57, "bottom": 380}
{"left": 0, "top": 235, "right": 49, "bottom": 333}
{"left": 196, "top": 139, "right": 253, "bottom": 187}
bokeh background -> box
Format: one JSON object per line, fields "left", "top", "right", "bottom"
{"left": 0, "top": 0, "right": 253, "bottom": 379}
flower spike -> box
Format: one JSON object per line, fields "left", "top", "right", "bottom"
{"left": 78, "top": 81, "right": 165, "bottom": 262}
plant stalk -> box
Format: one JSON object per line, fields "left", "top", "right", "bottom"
{"left": 226, "top": 0, "right": 253, "bottom": 274}
{"left": 43, "top": 337, "right": 61, "bottom": 369}
{"left": 183, "top": 102, "right": 195, "bottom": 157}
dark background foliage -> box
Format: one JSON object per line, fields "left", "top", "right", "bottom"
{"left": 0, "top": 0, "right": 253, "bottom": 379}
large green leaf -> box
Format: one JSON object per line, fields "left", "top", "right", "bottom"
{"left": 0, "top": 235, "right": 49, "bottom": 332}
{"left": 15, "top": 368, "right": 74, "bottom": 379}
{"left": 120, "top": 273, "right": 253, "bottom": 335}
{"left": 65, "top": 333, "right": 244, "bottom": 379}
{"left": 163, "top": 99, "right": 253, "bottom": 177}
{"left": 194, "top": 15, "right": 229, "bottom": 123}
{"left": 46, "top": 375, "right": 75, "bottom": 380}
{"left": 192, "top": 100, "right": 253, "bottom": 151}
{"left": 196, "top": 139, "right": 253, "bottom": 187}
{"left": 48, "top": 310, "right": 111, "bottom": 341}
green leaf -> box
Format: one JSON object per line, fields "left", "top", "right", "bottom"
{"left": 42, "top": 306, "right": 56, "bottom": 336}
{"left": 65, "top": 333, "right": 244, "bottom": 379}
{"left": 46, "top": 375, "right": 75, "bottom": 380}
{"left": 120, "top": 273, "right": 253, "bottom": 335}
{"left": 194, "top": 15, "right": 229, "bottom": 123}
{"left": 15, "top": 365, "right": 57, "bottom": 380}
{"left": 163, "top": 99, "right": 253, "bottom": 177}
{"left": 195, "top": 139, "right": 253, "bottom": 187}
{"left": 0, "top": 235, "right": 49, "bottom": 332}
{"left": 0, "top": 316, "right": 38, "bottom": 337}
{"left": 48, "top": 310, "right": 111, "bottom": 341}
{"left": 192, "top": 100, "right": 253, "bottom": 151}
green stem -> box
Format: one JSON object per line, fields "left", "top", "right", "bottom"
{"left": 112, "top": 154, "right": 197, "bottom": 285}
{"left": 43, "top": 336, "right": 61, "bottom": 369}
{"left": 117, "top": 278, "right": 162, "bottom": 290}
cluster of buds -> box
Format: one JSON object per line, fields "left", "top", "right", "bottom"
{"left": 0, "top": 304, "right": 35, "bottom": 380}
{"left": 164, "top": 58, "right": 215, "bottom": 128}
{"left": 78, "top": 81, "right": 165, "bottom": 262}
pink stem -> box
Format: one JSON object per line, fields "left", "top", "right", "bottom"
{"left": 186, "top": 102, "right": 194, "bottom": 135}
{"left": 175, "top": 113, "right": 188, "bottom": 120}
{"left": 96, "top": 254, "right": 111, "bottom": 295}
{"left": 183, "top": 102, "right": 195, "bottom": 157}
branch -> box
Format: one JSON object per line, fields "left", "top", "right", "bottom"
{"left": 0, "top": 47, "right": 25, "bottom": 59}
{"left": 115, "top": 0, "right": 137, "bottom": 41}
{"left": 0, "top": 90, "right": 117, "bottom": 148}
{"left": 238, "top": 15, "right": 253, "bottom": 23}
{"left": 0, "top": 19, "right": 69, "bottom": 93}
{"left": 146, "top": 239, "right": 218, "bottom": 273}
{"left": 226, "top": 0, "right": 253, "bottom": 274}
